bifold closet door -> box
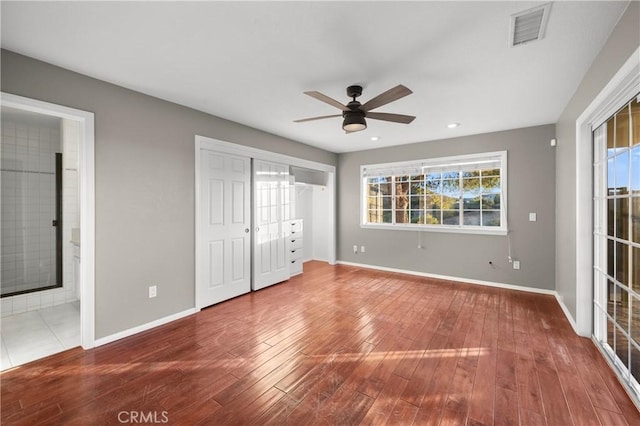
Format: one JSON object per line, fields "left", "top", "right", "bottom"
{"left": 252, "top": 159, "right": 291, "bottom": 290}
{"left": 197, "top": 150, "right": 251, "bottom": 309}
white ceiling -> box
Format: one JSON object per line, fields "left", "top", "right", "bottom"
{"left": 1, "top": 1, "right": 629, "bottom": 153}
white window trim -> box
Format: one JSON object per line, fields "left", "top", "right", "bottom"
{"left": 360, "top": 150, "right": 508, "bottom": 235}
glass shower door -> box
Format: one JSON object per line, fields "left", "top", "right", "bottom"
{"left": 1, "top": 107, "right": 62, "bottom": 297}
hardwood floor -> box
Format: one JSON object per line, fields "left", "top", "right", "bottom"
{"left": 2, "top": 261, "right": 639, "bottom": 425}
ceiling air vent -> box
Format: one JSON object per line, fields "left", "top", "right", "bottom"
{"left": 509, "top": 3, "right": 551, "bottom": 47}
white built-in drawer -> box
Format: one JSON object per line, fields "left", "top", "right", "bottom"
{"left": 290, "top": 259, "right": 303, "bottom": 275}
{"left": 289, "top": 219, "right": 303, "bottom": 234}
{"left": 289, "top": 238, "right": 303, "bottom": 250}
{"left": 290, "top": 248, "right": 303, "bottom": 261}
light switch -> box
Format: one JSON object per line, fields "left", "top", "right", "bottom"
{"left": 529, "top": 212, "right": 537, "bottom": 222}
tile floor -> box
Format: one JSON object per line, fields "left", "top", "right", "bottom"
{"left": 0, "top": 301, "right": 80, "bottom": 370}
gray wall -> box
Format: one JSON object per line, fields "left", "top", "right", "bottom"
{"left": 1, "top": 49, "right": 337, "bottom": 339}
{"left": 337, "top": 125, "right": 556, "bottom": 290}
{"left": 555, "top": 2, "right": 639, "bottom": 319}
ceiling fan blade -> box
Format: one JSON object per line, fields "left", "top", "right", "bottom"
{"left": 366, "top": 112, "right": 416, "bottom": 124}
{"left": 304, "top": 91, "right": 349, "bottom": 111}
{"left": 294, "top": 114, "right": 342, "bottom": 123}
{"left": 362, "top": 85, "right": 413, "bottom": 112}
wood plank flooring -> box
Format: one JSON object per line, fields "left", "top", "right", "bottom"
{"left": 2, "top": 261, "right": 639, "bottom": 425}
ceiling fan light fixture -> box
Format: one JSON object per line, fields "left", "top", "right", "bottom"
{"left": 343, "top": 114, "right": 367, "bottom": 132}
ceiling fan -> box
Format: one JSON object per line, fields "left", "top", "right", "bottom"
{"left": 294, "top": 84, "right": 416, "bottom": 133}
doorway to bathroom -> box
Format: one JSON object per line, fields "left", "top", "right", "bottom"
{"left": 0, "top": 93, "right": 95, "bottom": 369}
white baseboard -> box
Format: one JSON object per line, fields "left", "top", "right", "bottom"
{"left": 336, "top": 261, "right": 590, "bottom": 336}
{"left": 554, "top": 292, "right": 582, "bottom": 336}
{"left": 336, "top": 260, "right": 556, "bottom": 295}
{"left": 94, "top": 308, "right": 196, "bottom": 347}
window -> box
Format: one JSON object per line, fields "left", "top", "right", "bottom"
{"left": 593, "top": 96, "right": 640, "bottom": 399}
{"left": 361, "top": 151, "right": 507, "bottom": 234}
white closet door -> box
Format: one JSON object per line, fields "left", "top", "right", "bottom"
{"left": 253, "top": 159, "right": 291, "bottom": 290}
{"left": 197, "top": 150, "right": 251, "bottom": 309}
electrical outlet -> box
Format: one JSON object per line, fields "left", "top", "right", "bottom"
{"left": 513, "top": 261, "right": 520, "bottom": 270}
{"left": 361, "top": 246, "right": 365, "bottom": 253}
{"left": 149, "top": 285, "right": 157, "bottom": 298}
{"left": 529, "top": 212, "right": 537, "bottom": 222}
{"left": 353, "top": 245, "right": 358, "bottom": 254}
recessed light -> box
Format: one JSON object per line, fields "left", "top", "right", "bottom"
{"left": 447, "top": 122, "right": 460, "bottom": 129}
{"left": 370, "top": 136, "right": 380, "bottom": 141}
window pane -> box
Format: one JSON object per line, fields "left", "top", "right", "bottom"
{"left": 443, "top": 194, "right": 460, "bottom": 210}
{"left": 367, "top": 196, "right": 381, "bottom": 208}
{"left": 463, "top": 196, "right": 481, "bottom": 209}
{"left": 410, "top": 181, "right": 424, "bottom": 195}
{"left": 463, "top": 177, "right": 481, "bottom": 194}
{"left": 442, "top": 178, "right": 460, "bottom": 195}
{"left": 608, "top": 199, "right": 615, "bottom": 237}
{"left": 443, "top": 172, "right": 459, "bottom": 180}
{"left": 425, "top": 194, "right": 441, "bottom": 209}
{"left": 368, "top": 210, "right": 380, "bottom": 223}
{"left": 633, "top": 197, "right": 640, "bottom": 244}
{"left": 442, "top": 210, "right": 459, "bottom": 225}
{"left": 608, "top": 317, "right": 615, "bottom": 350}
{"left": 482, "top": 168, "right": 500, "bottom": 177}
{"left": 482, "top": 176, "right": 501, "bottom": 193}
{"left": 482, "top": 194, "right": 500, "bottom": 210}
{"left": 462, "top": 170, "right": 480, "bottom": 178}
{"left": 367, "top": 184, "right": 379, "bottom": 196}
{"left": 426, "top": 176, "right": 441, "bottom": 194}
{"left": 463, "top": 210, "right": 480, "bottom": 226}
{"left": 395, "top": 179, "right": 410, "bottom": 224}
{"left": 379, "top": 182, "right": 392, "bottom": 196}
{"left": 608, "top": 157, "right": 616, "bottom": 193}
{"left": 616, "top": 198, "right": 629, "bottom": 240}
{"left": 395, "top": 210, "right": 410, "bottom": 224}
{"left": 410, "top": 210, "right": 425, "bottom": 224}
{"left": 369, "top": 196, "right": 392, "bottom": 210}
{"left": 608, "top": 280, "right": 617, "bottom": 318}
{"left": 410, "top": 196, "right": 422, "bottom": 209}
{"left": 608, "top": 119, "right": 616, "bottom": 156}
{"left": 616, "top": 151, "right": 630, "bottom": 191}
{"left": 617, "top": 326, "right": 630, "bottom": 370}
{"left": 634, "top": 245, "right": 640, "bottom": 295}
{"left": 617, "top": 287, "right": 629, "bottom": 332}
{"left": 368, "top": 209, "right": 392, "bottom": 224}
{"left": 482, "top": 211, "right": 501, "bottom": 227}
{"left": 411, "top": 174, "right": 424, "bottom": 181}
{"left": 616, "top": 105, "right": 630, "bottom": 149}
{"left": 608, "top": 238, "right": 615, "bottom": 277}
{"left": 617, "top": 242, "right": 629, "bottom": 287}
{"left": 632, "top": 147, "right": 640, "bottom": 191}
{"left": 425, "top": 210, "right": 441, "bottom": 224}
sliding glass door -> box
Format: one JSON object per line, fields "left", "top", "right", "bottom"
{"left": 593, "top": 96, "right": 640, "bottom": 399}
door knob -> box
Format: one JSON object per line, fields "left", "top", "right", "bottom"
{"left": 245, "top": 228, "right": 250, "bottom": 233}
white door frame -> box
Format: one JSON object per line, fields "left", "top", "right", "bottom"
{"left": 574, "top": 47, "right": 640, "bottom": 336}
{"left": 194, "top": 136, "right": 337, "bottom": 309}
{"left": 1, "top": 92, "right": 96, "bottom": 349}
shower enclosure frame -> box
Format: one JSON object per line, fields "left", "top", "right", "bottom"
{"left": 1, "top": 92, "right": 96, "bottom": 349}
